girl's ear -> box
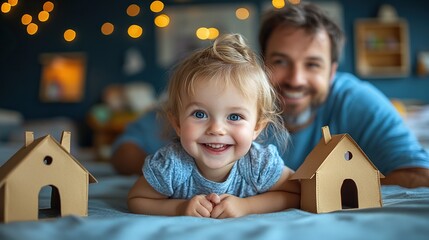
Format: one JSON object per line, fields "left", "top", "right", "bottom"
{"left": 167, "top": 112, "right": 181, "bottom": 137}
{"left": 253, "top": 120, "right": 268, "bottom": 140}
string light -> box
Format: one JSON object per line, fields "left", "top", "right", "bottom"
{"left": 27, "top": 23, "right": 38, "bottom": 35}
{"left": 64, "top": 29, "right": 76, "bottom": 42}
{"left": 21, "top": 14, "right": 32, "bottom": 25}
{"left": 150, "top": 1, "right": 164, "bottom": 13}
{"left": 127, "top": 4, "right": 140, "bottom": 17}
{"left": 43, "top": 1, "right": 54, "bottom": 12}
{"left": 235, "top": 8, "right": 250, "bottom": 20}
{"left": 101, "top": 22, "right": 114, "bottom": 35}
{"left": 272, "top": 0, "right": 285, "bottom": 9}
{"left": 128, "top": 25, "right": 143, "bottom": 38}
{"left": 38, "top": 10, "right": 49, "bottom": 22}
{"left": 154, "top": 14, "right": 169, "bottom": 28}
{"left": 1, "top": 3, "right": 11, "bottom": 13}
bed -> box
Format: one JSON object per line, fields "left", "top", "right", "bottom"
{"left": 1, "top": 109, "right": 429, "bottom": 240}
{"left": 0, "top": 146, "right": 429, "bottom": 240}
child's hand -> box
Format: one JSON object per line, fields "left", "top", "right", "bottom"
{"left": 183, "top": 195, "right": 215, "bottom": 217}
{"left": 210, "top": 194, "right": 249, "bottom": 219}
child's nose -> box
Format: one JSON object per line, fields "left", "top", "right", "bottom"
{"left": 206, "top": 120, "right": 226, "bottom": 135}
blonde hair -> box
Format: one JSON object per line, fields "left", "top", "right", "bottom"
{"left": 164, "top": 33, "right": 288, "bottom": 148}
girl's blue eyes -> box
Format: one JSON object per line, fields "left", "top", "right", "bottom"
{"left": 193, "top": 111, "right": 207, "bottom": 119}
{"left": 227, "top": 114, "right": 241, "bottom": 121}
{"left": 192, "top": 111, "right": 242, "bottom": 121}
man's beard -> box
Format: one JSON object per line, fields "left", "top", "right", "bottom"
{"left": 283, "top": 107, "right": 313, "bottom": 127}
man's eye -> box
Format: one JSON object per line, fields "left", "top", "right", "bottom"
{"left": 227, "top": 114, "right": 242, "bottom": 121}
{"left": 192, "top": 111, "right": 207, "bottom": 119}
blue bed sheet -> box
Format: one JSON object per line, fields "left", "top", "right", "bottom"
{"left": 1, "top": 161, "right": 429, "bottom": 240}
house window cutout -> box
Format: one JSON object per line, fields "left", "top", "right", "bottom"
{"left": 38, "top": 185, "right": 61, "bottom": 219}
{"left": 341, "top": 179, "right": 359, "bottom": 209}
{"left": 344, "top": 151, "right": 353, "bottom": 161}
{"left": 43, "top": 156, "right": 53, "bottom": 165}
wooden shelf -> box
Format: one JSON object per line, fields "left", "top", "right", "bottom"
{"left": 354, "top": 19, "right": 410, "bottom": 78}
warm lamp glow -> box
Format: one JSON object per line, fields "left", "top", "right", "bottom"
{"left": 21, "top": 14, "right": 32, "bottom": 25}
{"left": 208, "top": 28, "right": 219, "bottom": 40}
{"left": 154, "top": 14, "right": 170, "bottom": 28}
{"left": 235, "top": 8, "right": 250, "bottom": 20}
{"left": 101, "top": 22, "right": 114, "bottom": 35}
{"left": 128, "top": 25, "right": 143, "bottom": 38}
{"left": 196, "top": 27, "right": 210, "bottom": 40}
{"left": 127, "top": 4, "right": 140, "bottom": 17}
{"left": 27, "top": 23, "right": 38, "bottom": 35}
{"left": 150, "top": 1, "right": 164, "bottom": 13}
{"left": 8, "top": 0, "right": 18, "bottom": 7}
{"left": 64, "top": 29, "right": 76, "bottom": 42}
{"left": 38, "top": 11, "right": 49, "bottom": 22}
{"left": 272, "top": 0, "right": 285, "bottom": 9}
{"left": 1, "top": 3, "right": 11, "bottom": 13}
{"left": 289, "top": 0, "right": 301, "bottom": 4}
{"left": 43, "top": 1, "right": 54, "bottom": 12}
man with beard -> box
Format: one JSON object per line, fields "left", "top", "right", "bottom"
{"left": 111, "top": 2, "right": 429, "bottom": 188}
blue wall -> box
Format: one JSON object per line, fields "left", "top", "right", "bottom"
{"left": 1, "top": 0, "right": 428, "bottom": 144}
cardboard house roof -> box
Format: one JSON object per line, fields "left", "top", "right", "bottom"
{"left": 291, "top": 131, "right": 385, "bottom": 180}
{"left": 0, "top": 134, "right": 97, "bottom": 185}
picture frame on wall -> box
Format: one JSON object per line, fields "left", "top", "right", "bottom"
{"left": 39, "top": 52, "right": 86, "bottom": 103}
{"left": 155, "top": 3, "right": 258, "bottom": 68}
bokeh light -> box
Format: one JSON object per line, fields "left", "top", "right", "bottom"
{"left": 101, "top": 22, "right": 114, "bottom": 35}
{"left": 272, "top": 0, "right": 285, "bottom": 9}
{"left": 235, "top": 8, "right": 250, "bottom": 20}
{"left": 43, "top": 1, "right": 54, "bottom": 12}
{"left": 64, "top": 29, "right": 76, "bottom": 42}
{"left": 27, "top": 23, "right": 38, "bottom": 35}
{"left": 154, "top": 14, "right": 170, "bottom": 28}
{"left": 196, "top": 27, "right": 210, "bottom": 40}
{"left": 1, "top": 3, "right": 11, "bottom": 13}
{"left": 38, "top": 11, "right": 49, "bottom": 22}
{"left": 127, "top": 4, "right": 140, "bottom": 17}
{"left": 21, "top": 14, "right": 32, "bottom": 25}
{"left": 128, "top": 25, "right": 143, "bottom": 38}
{"left": 150, "top": 1, "right": 164, "bottom": 13}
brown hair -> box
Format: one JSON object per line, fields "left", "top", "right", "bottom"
{"left": 259, "top": 2, "right": 345, "bottom": 63}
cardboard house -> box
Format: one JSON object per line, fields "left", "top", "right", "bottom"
{"left": 0, "top": 131, "right": 97, "bottom": 223}
{"left": 291, "top": 126, "right": 384, "bottom": 213}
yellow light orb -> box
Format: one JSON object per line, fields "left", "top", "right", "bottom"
{"left": 288, "top": 0, "right": 301, "bottom": 5}
{"left": 38, "top": 11, "right": 49, "bottom": 22}
{"left": 21, "top": 14, "right": 32, "bottom": 25}
{"left": 64, "top": 29, "right": 76, "bottom": 42}
{"left": 196, "top": 27, "right": 210, "bottom": 40}
{"left": 127, "top": 4, "right": 140, "bottom": 17}
{"left": 101, "top": 22, "right": 114, "bottom": 35}
{"left": 272, "top": 0, "right": 285, "bottom": 9}
{"left": 128, "top": 25, "right": 143, "bottom": 38}
{"left": 154, "top": 14, "right": 170, "bottom": 28}
{"left": 43, "top": 1, "right": 54, "bottom": 12}
{"left": 208, "top": 28, "right": 219, "bottom": 40}
{"left": 27, "top": 23, "right": 38, "bottom": 35}
{"left": 235, "top": 8, "right": 250, "bottom": 20}
{"left": 150, "top": 1, "right": 164, "bottom": 13}
{"left": 8, "top": 0, "right": 18, "bottom": 7}
{"left": 1, "top": 3, "right": 11, "bottom": 13}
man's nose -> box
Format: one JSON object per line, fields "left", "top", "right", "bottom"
{"left": 287, "top": 65, "right": 306, "bottom": 87}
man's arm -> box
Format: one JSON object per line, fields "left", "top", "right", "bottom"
{"left": 110, "top": 142, "right": 147, "bottom": 175}
{"left": 381, "top": 167, "right": 429, "bottom": 188}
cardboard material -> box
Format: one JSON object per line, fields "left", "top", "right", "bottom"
{"left": 291, "top": 126, "right": 384, "bottom": 213}
{"left": 0, "top": 131, "right": 97, "bottom": 223}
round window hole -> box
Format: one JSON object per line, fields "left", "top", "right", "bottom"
{"left": 344, "top": 151, "right": 353, "bottom": 161}
{"left": 43, "top": 156, "right": 53, "bottom": 165}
